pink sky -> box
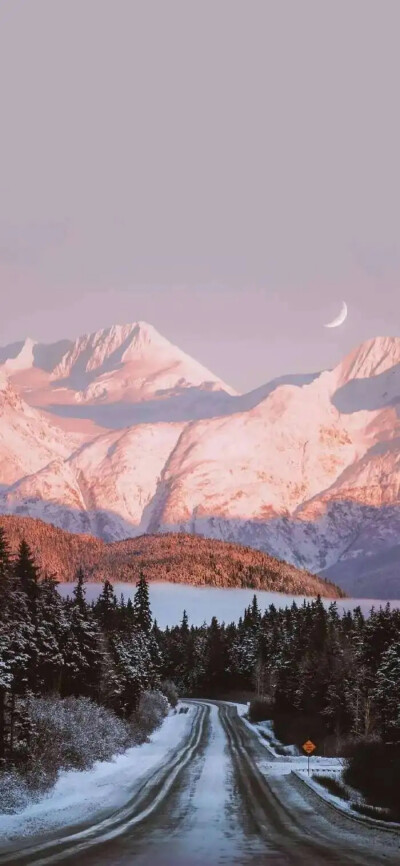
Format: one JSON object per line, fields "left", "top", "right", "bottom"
{"left": 0, "top": 0, "right": 399, "bottom": 391}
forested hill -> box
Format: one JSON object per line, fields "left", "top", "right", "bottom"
{"left": 0, "top": 515, "right": 345, "bottom": 598}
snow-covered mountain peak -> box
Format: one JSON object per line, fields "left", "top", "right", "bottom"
{"left": 126, "top": 320, "right": 172, "bottom": 347}
{"left": 335, "top": 336, "right": 400, "bottom": 387}
{"left": 0, "top": 322, "right": 236, "bottom": 430}
{"left": 329, "top": 337, "right": 400, "bottom": 415}
{"left": 49, "top": 320, "right": 234, "bottom": 391}
{"left": 116, "top": 321, "right": 187, "bottom": 361}
{"left": 0, "top": 337, "right": 37, "bottom": 372}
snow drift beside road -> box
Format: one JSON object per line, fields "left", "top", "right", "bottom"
{"left": 0, "top": 705, "right": 193, "bottom": 842}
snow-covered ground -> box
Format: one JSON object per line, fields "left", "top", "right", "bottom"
{"left": 237, "top": 705, "right": 342, "bottom": 772}
{"left": 1, "top": 701, "right": 399, "bottom": 865}
{"left": 0, "top": 705, "right": 193, "bottom": 843}
{"left": 296, "top": 770, "right": 360, "bottom": 812}
{"left": 294, "top": 768, "right": 400, "bottom": 830}
{"left": 238, "top": 703, "right": 400, "bottom": 832}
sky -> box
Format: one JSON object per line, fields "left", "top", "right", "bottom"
{"left": 0, "top": 0, "right": 399, "bottom": 393}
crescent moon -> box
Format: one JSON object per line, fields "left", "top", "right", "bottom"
{"left": 324, "top": 301, "right": 348, "bottom": 329}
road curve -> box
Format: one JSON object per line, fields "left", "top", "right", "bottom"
{"left": 0, "top": 701, "right": 399, "bottom": 865}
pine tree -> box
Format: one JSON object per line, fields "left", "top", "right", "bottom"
{"left": 0, "top": 526, "right": 11, "bottom": 585}
{"left": 374, "top": 641, "right": 400, "bottom": 739}
{"left": 133, "top": 572, "right": 152, "bottom": 633}
{"left": 109, "top": 630, "right": 151, "bottom": 715}
{"left": 125, "top": 597, "right": 135, "bottom": 628}
{"left": 62, "top": 569, "right": 103, "bottom": 699}
{"left": 181, "top": 610, "right": 189, "bottom": 635}
{"left": 0, "top": 576, "right": 33, "bottom": 763}
{"left": 73, "top": 567, "right": 87, "bottom": 612}
{"left": 14, "top": 540, "right": 39, "bottom": 608}
{"left": 12, "top": 540, "right": 42, "bottom": 693}
{"left": 250, "top": 594, "right": 261, "bottom": 628}
{"left": 95, "top": 579, "right": 117, "bottom": 632}
{"left": 189, "top": 625, "right": 208, "bottom": 693}
{"left": 35, "top": 575, "right": 66, "bottom": 694}
{"left": 205, "top": 617, "right": 229, "bottom": 694}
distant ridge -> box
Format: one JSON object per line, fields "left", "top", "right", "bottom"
{"left": 0, "top": 515, "right": 345, "bottom": 598}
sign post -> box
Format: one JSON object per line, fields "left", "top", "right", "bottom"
{"left": 302, "top": 739, "right": 316, "bottom": 775}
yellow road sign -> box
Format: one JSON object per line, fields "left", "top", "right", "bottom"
{"left": 302, "top": 740, "right": 316, "bottom": 755}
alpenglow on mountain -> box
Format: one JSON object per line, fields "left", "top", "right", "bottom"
{"left": 1, "top": 322, "right": 400, "bottom": 597}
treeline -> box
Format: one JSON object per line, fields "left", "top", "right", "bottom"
{"left": 159, "top": 591, "right": 400, "bottom": 816}
{"left": 160, "top": 595, "right": 400, "bottom": 748}
{"left": 0, "top": 528, "right": 165, "bottom": 776}
{"left": 0, "top": 516, "right": 344, "bottom": 597}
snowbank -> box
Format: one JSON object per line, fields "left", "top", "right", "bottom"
{"left": 0, "top": 704, "right": 193, "bottom": 843}
{"left": 294, "top": 769, "right": 400, "bottom": 833}
{"left": 237, "top": 705, "right": 342, "bottom": 773}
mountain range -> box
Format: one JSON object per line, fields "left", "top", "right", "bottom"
{"left": 1, "top": 321, "right": 400, "bottom": 597}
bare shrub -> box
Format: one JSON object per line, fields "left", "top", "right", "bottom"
{"left": 0, "top": 770, "right": 34, "bottom": 814}
{"left": 132, "top": 690, "right": 169, "bottom": 742}
{"left": 161, "top": 680, "right": 179, "bottom": 708}
{"left": 28, "top": 695, "right": 131, "bottom": 782}
{"left": 0, "top": 692, "right": 171, "bottom": 814}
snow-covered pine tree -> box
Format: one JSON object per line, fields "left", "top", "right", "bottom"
{"left": 110, "top": 630, "right": 151, "bottom": 716}
{"left": 373, "top": 640, "right": 400, "bottom": 740}
{"left": 73, "top": 567, "right": 87, "bottom": 612}
{"left": 133, "top": 571, "right": 152, "bottom": 633}
{"left": 0, "top": 573, "right": 33, "bottom": 764}
{"left": 0, "top": 527, "right": 11, "bottom": 585}
{"left": 62, "top": 569, "right": 103, "bottom": 699}
{"left": 35, "top": 575, "right": 66, "bottom": 694}
{"left": 95, "top": 579, "right": 117, "bottom": 633}
{"left": 14, "top": 539, "right": 40, "bottom": 609}
{"left": 12, "top": 540, "right": 41, "bottom": 694}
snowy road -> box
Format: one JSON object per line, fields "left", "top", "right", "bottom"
{"left": 1, "top": 702, "right": 399, "bottom": 865}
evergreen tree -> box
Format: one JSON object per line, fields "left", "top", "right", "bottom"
{"left": 73, "top": 567, "right": 87, "bottom": 612}
{"left": 35, "top": 575, "right": 66, "bottom": 694}
{"left": 109, "top": 630, "right": 151, "bottom": 715}
{"left": 0, "top": 526, "right": 11, "bottom": 588}
{"left": 95, "top": 579, "right": 117, "bottom": 632}
{"left": 62, "top": 569, "right": 103, "bottom": 699}
{"left": 13, "top": 540, "right": 41, "bottom": 692}
{"left": 204, "top": 617, "right": 229, "bottom": 694}
{"left": 189, "top": 625, "right": 208, "bottom": 693}
{"left": 374, "top": 641, "right": 400, "bottom": 739}
{"left": 133, "top": 572, "right": 152, "bottom": 633}
{"left": 181, "top": 610, "right": 189, "bottom": 635}
{"left": 0, "top": 577, "right": 33, "bottom": 763}
{"left": 14, "top": 540, "right": 39, "bottom": 608}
